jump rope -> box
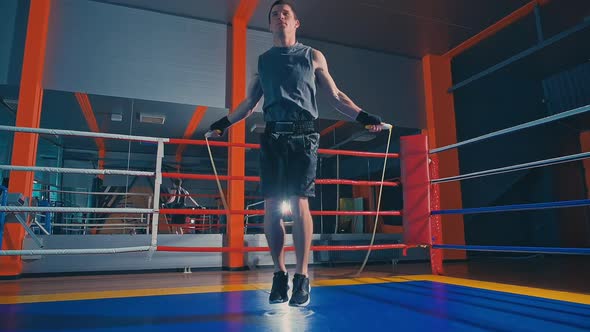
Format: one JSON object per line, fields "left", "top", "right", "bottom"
{"left": 205, "top": 122, "right": 393, "bottom": 276}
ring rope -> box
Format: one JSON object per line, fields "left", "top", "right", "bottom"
{"left": 0, "top": 165, "right": 154, "bottom": 177}
{"left": 430, "top": 104, "right": 590, "bottom": 153}
{"left": 0, "top": 124, "right": 166, "bottom": 142}
{"left": 432, "top": 150, "right": 590, "bottom": 184}
{"left": 0, "top": 207, "right": 153, "bottom": 214}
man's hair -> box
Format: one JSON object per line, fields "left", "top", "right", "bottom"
{"left": 268, "top": 0, "right": 298, "bottom": 24}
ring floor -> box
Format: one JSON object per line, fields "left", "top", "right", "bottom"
{"left": 1, "top": 257, "right": 589, "bottom": 332}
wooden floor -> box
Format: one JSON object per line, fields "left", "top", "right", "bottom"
{"left": 1, "top": 255, "right": 588, "bottom": 297}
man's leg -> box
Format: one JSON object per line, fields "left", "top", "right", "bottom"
{"left": 264, "top": 198, "right": 286, "bottom": 273}
{"left": 290, "top": 196, "right": 313, "bottom": 276}
{"left": 265, "top": 197, "right": 290, "bottom": 304}
{"left": 288, "top": 195, "right": 313, "bottom": 307}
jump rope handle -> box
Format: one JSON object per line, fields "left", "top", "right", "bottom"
{"left": 204, "top": 130, "right": 222, "bottom": 138}
{"left": 366, "top": 123, "right": 393, "bottom": 130}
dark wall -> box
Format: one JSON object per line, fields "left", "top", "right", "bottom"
{"left": 0, "top": 0, "right": 28, "bottom": 86}
{"left": 543, "top": 62, "right": 590, "bottom": 247}
{"left": 451, "top": 4, "right": 590, "bottom": 249}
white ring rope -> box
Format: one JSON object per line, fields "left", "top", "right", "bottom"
{"left": 0, "top": 206, "right": 153, "bottom": 214}
{"left": 0, "top": 125, "right": 167, "bottom": 142}
{"left": 430, "top": 104, "right": 590, "bottom": 154}
{"left": 0, "top": 246, "right": 151, "bottom": 256}
{"left": 34, "top": 189, "right": 152, "bottom": 196}
{"left": 433, "top": 150, "right": 590, "bottom": 184}
{"left": 0, "top": 165, "right": 154, "bottom": 177}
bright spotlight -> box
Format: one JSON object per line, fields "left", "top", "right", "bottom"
{"left": 280, "top": 200, "right": 292, "bottom": 216}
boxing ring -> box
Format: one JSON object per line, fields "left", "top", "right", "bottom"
{"left": 1, "top": 105, "right": 590, "bottom": 331}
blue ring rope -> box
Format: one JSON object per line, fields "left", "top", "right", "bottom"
{"left": 433, "top": 244, "right": 590, "bottom": 255}
{"left": 432, "top": 198, "right": 590, "bottom": 215}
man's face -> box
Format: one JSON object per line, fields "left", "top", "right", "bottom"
{"left": 269, "top": 4, "right": 299, "bottom": 35}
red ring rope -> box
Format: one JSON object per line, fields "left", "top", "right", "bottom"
{"left": 167, "top": 138, "right": 399, "bottom": 159}
{"left": 160, "top": 208, "right": 402, "bottom": 216}
{"left": 161, "top": 172, "right": 399, "bottom": 187}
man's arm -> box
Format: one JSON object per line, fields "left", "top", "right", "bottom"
{"left": 313, "top": 49, "right": 361, "bottom": 119}
{"left": 209, "top": 75, "right": 263, "bottom": 135}
{"left": 313, "top": 49, "right": 384, "bottom": 130}
{"left": 228, "top": 74, "right": 263, "bottom": 123}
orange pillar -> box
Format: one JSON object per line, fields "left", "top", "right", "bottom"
{"left": 176, "top": 106, "right": 208, "bottom": 167}
{"left": 1, "top": 0, "right": 52, "bottom": 277}
{"left": 422, "top": 55, "right": 466, "bottom": 260}
{"left": 225, "top": 0, "right": 258, "bottom": 269}
{"left": 74, "top": 93, "right": 106, "bottom": 177}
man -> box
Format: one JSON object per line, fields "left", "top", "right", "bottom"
{"left": 207, "top": 0, "right": 384, "bottom": 307}
{"left": 162, "top": 179, "right": 203, "bottom": 234}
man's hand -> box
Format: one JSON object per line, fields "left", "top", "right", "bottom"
{"left": 204, "top": 129, "right": 222, "bottom": 138}
{"left": 207, "top": 116, "right": 231, "bottom": 137}
{"left": 355, "top": 110, "right": 381, "bottom": 125}
{"left": 355, "top": 111, "right": 393, "bottom": 132}
{"left": 356, "top": 110, "right": 381, "bottom": 132}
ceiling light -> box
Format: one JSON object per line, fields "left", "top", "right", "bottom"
{"left": 111, "top": 113, "right": 123, "bottom": 122}
{"left": 139, "top": 113, "right": 166, "bottom": 125}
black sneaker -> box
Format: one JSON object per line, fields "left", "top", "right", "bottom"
{"left": 289, "top": 273, "right": 310, "bottom": 307}
{"left": 269, "top": 271, "right": 289, "bottom": 304}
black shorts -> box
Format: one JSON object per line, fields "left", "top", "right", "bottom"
{"left": 259, "top": 131, "right": 320, "bottom": 198}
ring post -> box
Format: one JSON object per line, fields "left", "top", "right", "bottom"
{"left": 150, "top": 140, "right": 164, "bottom": 248}
{"left": 400, "top": 134, "right": 443, "bottom": 275}
{"left": 428, "top": 156, "right": 444, "bottom": 275}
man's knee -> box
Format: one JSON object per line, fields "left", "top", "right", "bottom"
{"left": 265, "top": 198, "right": 281, "bottom": 219}
{"left": 287, "top": 196, "right": 309, "bottom": 214}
